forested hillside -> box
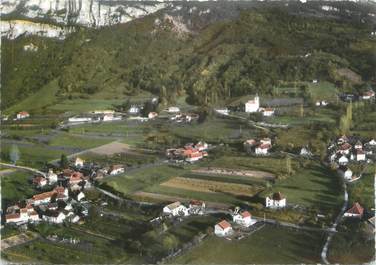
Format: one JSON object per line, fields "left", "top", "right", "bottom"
{"left": 2, "top": 3, "right": 376, "bottom": 110}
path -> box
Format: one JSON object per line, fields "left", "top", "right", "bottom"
{"left": 321, "top": 178, "right": 348, "bottom": 264}
{"left": 0, "top": 162, "right": 46, "bottom": 177}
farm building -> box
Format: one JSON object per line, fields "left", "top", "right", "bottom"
{"left": 344, "top": 202, "right": 364, "bottom": 218}
{"left": 214, "top": 220, "right": 233, "bottom": 237}
{"left": 265, "top": 192, "right": 286, "bottom": 209}
{"left": 163, "top": 201, "right": 189, "bottom": 217}
{"left": 16, "top": 111, "right": 30, "bottom": 120}
{"left": 233, "top": 211, "right": 256, "bottom": 227}
{"left": 109, "top": 165, "right": 125, "bottom": 175}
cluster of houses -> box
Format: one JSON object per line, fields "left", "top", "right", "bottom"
{"left": 166, "top": 142, "right": 208, "bottom": 163}
{"left": 214, "top": 208, "right": 258, "bottom": 237}
{"left": 344, "top": 202, "right": 365, "bottom": 219}
{"left": 340, "top": 89, "right": 375, "bottom": 102}
{"left": 243, "top": 138, "right": 273, "bottom": 156}
{"left": 328, "top": 135, "right": 376, "bottom": 182}
{"left": 2, "top": 111, "right": 31, "bottom": 121}
{"left": 245, "top": 95, "right": 275, "bottom": 117}
{"left": 162, "top": 200, "right": 206, "bottom": 217}
{"left": 169, "top": 112, "right": 199, "bottom": 123}
{"left": 68, "top": 110, "right": 122, "bottom": 124}
{"left": 4, "top": 156, "right": 126, "bottom": 227}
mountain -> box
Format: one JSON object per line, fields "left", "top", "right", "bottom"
{"left": 1, "top": 1, "right": 376, "bottom": 111}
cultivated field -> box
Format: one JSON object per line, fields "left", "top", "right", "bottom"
{"left": 192, "top": 168, "right": 275, "bottom": 180}
{"left": 160, "top": 177, "right": 263, "bottom": 197}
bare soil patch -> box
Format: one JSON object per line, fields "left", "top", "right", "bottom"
{"left": 192, "top": 167, "right": 275, "bottom": 180}
{"left": 160, "top": 177, "right": 263, "bottom": 196}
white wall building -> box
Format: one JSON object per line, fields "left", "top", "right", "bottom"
{"left": 233, "top": 211, "right": 256, "bottom": 227}
{"left": 245, "top": 95, "right": 260, "bottom": 113}
{"left": 214, "top": 220, "right": 233, "bottom": 237}
{"left": 163, "top": 201, "right": 189, "bottom": 216}
{"left": 265, "top": 192, "right": 286, "bottom": 209}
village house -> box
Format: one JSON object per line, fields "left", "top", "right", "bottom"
{"left": 255, "top": 144, "right": 271, "bottom": 155}
{"left": 109, "top": 165, "right": 125, "bottom": 175}
{"left": 362, "top": 90, "right": 375, "bottom": 100}
{"left": 47, "top": 169, "right": 58, "bottom": 184}
{"left": 339, "top": 166, "right": 353, "bottom": 181}
{"left": 245, "top": 95, "right": 260, "bottom": 113}
{"left": 148, "top": 112, "right": 158, "bottom": 119}
{"left": 338, "top": 155, "right": 349, "bottom": 165}
{"left": 261, "top": 107, "right": 275, "bottom": 117}
{"left": 33, "top": 175, "right": 47, "bottom": 188}
{"left": 344, "top": 202, "right": 364, "bottom": 218}
{"left": 354, "top": 141, "right": 363, "bottom": 150}
{"left": 266, "top": 192, "right": 286, "bottom": 209}
{"left": 368, "top": 139, "right": 376, "bottom": 146}
{"left": 76, "top": 191, "right": 85, "bottom": 201}
{"left": 185, "top": 149, "right": 204, "bottom": 163}
{"left": 16, "top": 111, "right": 30, "bottom": 120}
{"left": 195, "top": 141, "right": 208, "bottom": 151}
{"left": 69, "top": 172, "right": 84, "bottom": 186}
{"left": 244, "top": 139, "right": 257, "bottom": 153}
{"left": 75, "top": 157, "right": 85, "bottom": 167}
{"left": 356, "top": 149, "right": 366, "bottom": 161}
{"left": 214, "top": 220, "right": 233, "bottom": 237}
{"left": 6, "top": 207, "right": 40, "bottom": 224}
{"left": 188, "top": 200, "right": 206, "bottom": 215}
{"left": 337, "top": 135, "right": 349, "bottom": 145}
{"left": 167, "top": 106, "right": 180, "bottom": 113}
{"left": 338, "top": 143, "right": 352, "bottom": 155}
{"left": 128, "top": 105, "right": 140, "bottom": 114}
{"left": 32, "top": 191, "right": 56, "bottom": 206}
{"left": 43, "top": 211, "right": 66, "bottom": 224}
{"left": 163, "top": 201, "right": 189, "bottom": 216}
{"left": 233, "top": 211, "right": 256, "bottom": 227}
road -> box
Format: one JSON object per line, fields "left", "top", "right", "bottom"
{"left": 321, "top": 178, "right": 348, "bottom": 264}
{"left": 0, "top": 162, "right": 46, "bottom": 177}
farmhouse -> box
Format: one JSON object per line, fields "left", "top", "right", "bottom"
{"left": 354, "top": 141, "right": 363, "bottom": 150}
{"left": 338, "top": 143, "right": 352, "bottom": 155}
{"left": 214, "top": 220, "right": 233, "bottom": 237}
{"left": 168, "top": 106, "right": 180, "bottom": 113}
{"left": 338, "top": 155, "right": 349, "bottom": 165}
{"left": 344, "top": 202, "right": 364, "bottom": 218}
{"left": 261, "top": 108, "right": 275, "bottom": 116}
{"left": 6, "top": 208, "right": 40, "bottom": 224}
{"left": 188, "top": 200, "right": 206, "bottom": 215}
{"left": 33, "top": 175, "right": 47, "bottom": 188}
{"left": 339, "top": 167, "right": 353, "bottom": 181}
{"left": 362, "top": 90, "right": 375, "bottom": 100}
{"left": 148, "top": 112, "right": 158, "bottom": 119}
{"left": 233, "top": 211, "right": 256, "bottom": 227}
{"left": 16, "top": 111, "right": 30, "bottom": 120}
{"left": 75, "top": 157, "right": 85, "bottom": 167}
{"left": 195, "top": 141, "right": 208, "bottom": 151}
{"left": 32, "top": 191, "right": 56, "bottom": 206}
{"left": 47, "top": 169, "right": 58, "bottom": 184}
{"left": 356, "top": 149, "right": 366, "bottom": 161}
{"left": 265, "top": 192, "right": 286, "bottom": 209}
{"left": 69, "top": 172, "right": 84, "bottom": 185}
{"left": 163, "top": 201, "right": 189, "bottom": 216}
{"left": 109, "top": 165, "right": 125, "bottom": 175}
{"left": 245, "top": 95, "right": 260, "bottom": 113}
{"left": 255, "top": 144, "right": 271, "bottom": 155}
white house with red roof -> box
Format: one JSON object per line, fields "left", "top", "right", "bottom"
{"left": 33, "top": 175, "right": 47, "bottom": 188}
{"left": 338, "top": 143, "right": 352, "bottom": 155}
{"left": 188, "top": 200, "right": 206, "bottom": 215}
{"left": 75, "top": 157, "right": 85, "bottom": 167}
{"left": 245, "top": 95, "right": 260, "bottom": 113}
{"left": 195, "top": 141, "right": 208, "bottom": 151}
{"left": 261, "top": 108, "right": 275, "bottom": 117}
{"left": 47, "top": 169, "right": 58, "bottom": 184}
{"left": 233, "top": 211, "right": 256, "bottom": 227}
{"left": 43, "top": 211, "right": 66, "bottom": 224}
{"left": 16, "top": 111, "right": 30, "bottom": 120}
{"left": 344, "top": 202, "right": 364, "bottom": 218}
{"left": 362, "top": 90, "right": 375, "bottom": 100}
{"left": 214, "top": 220, "right": 233, "bottom": 237}
{"left": 266, "top": 192, "right": 286, "bottom": 209}
{"left": 338, "top": 155, "right": 349, "bottom": 165}
{"left": 148, "top": 112, "right": 158, "bottom": 119}
{"left": 32, "top": 191, "right": 56, "bottom": 206}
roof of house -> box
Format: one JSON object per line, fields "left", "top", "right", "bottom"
{"left": 357, "top": 149, "right": 365, "bottom": 155}
{"left": 258, "top": 143, "right": 271, "bottom": 149}
{"left": 166, "top": 201, "right": 182, "bottom": 210}
{"left": 32, "top": 191, "right": 55, "bottom": 201}
{"left": 217, "top": 220, "right": 231, "bottom": 230}
{"left": 241, "top": 211, "right": 251, "bottom": 218}
{"left": 54, "top": 186, "right": 65, "bottom": 194}
{"left": 340, "top": 143, "right": 352, "bottom": 150}
{"left": 18, "top": 111, "right": 29, "bottom": 115}
{"left": 346, "top": 202, "right": 364, "bottom": 215}
{"left": 272, "top": 192, "right": 284, "bottom": 201}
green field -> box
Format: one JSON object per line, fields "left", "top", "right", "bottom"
{"left": 172, "top": 225, "right": 325, "bottom": 264}
{"left": 48, "top": 133, "right": 112, "bottom": 149}
{"left": 1, "top": 170, "right": 36, "bottom": 207}
{"left": 347, "top": 164, "right": 375, "bottom": 210}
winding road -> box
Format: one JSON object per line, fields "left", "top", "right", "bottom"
{"left": 0, "top": 162, "right": 46, "bottom": 177}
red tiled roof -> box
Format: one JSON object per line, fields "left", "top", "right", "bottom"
{"left": 258, "top": 144, "right": 271, "bottom": 149}
{"left": 54, "top": 186, "right": 65, "bottom": 194}
{"left": 20, "top": 208, "right": 27, "bottom": 213}
{"left": 340, "top": 143, "right": 352, "bottom": 150}
{"left": 19, "top": 111, "right": 29, "bottom": 115}
{"left": 357, "top": 149, "right": 365, "bottom": 155}
{"left": 346, "top": 202, "right": 364, "bottom": 215}
{"left": 217, "top": 220, "right": 231, "bottom": 230}
{"left": 32, "top": 191, "right": 55, "bottom": 201}
{"left": 241, "top": 211, "right": 251, "bottom": 218}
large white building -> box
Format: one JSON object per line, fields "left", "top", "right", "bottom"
{"left": 245, "top": 95, "right": 260, "bottom": 113}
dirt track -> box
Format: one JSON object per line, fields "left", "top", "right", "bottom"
{"left": 192, "top": 167, "right": 275, "bottom": 180}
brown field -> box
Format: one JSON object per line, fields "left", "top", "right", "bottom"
{"left": 132, "top": 191, "right": 230, "bottom": 209}
{"left": 192, "top": 167, "right": 275, "bottom": 180}
{"left": 160, "top": 177, "right": 263, "bottom": 197}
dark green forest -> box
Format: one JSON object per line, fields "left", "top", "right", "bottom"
{"left": 2, "top": 7, "right": 376, "bottom": 110}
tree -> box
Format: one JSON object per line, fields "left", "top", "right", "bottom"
{"left": 59, "top": 154, "right": 69, "bottom": 169}
{"left": 9, "top": 144, "right": 20, "bottom": 164}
